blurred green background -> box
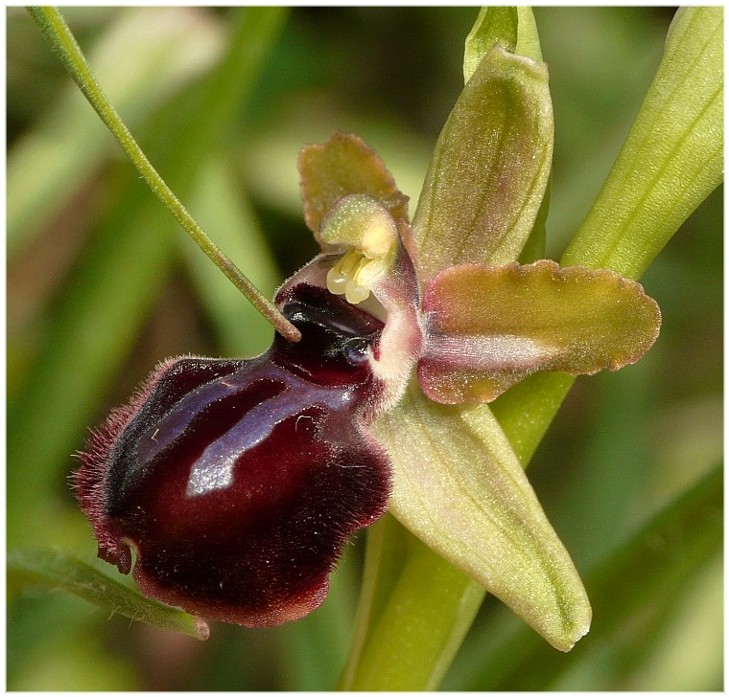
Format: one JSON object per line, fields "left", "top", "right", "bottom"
{"left": 7, "top": 7, "right": 722, "bottom": 690}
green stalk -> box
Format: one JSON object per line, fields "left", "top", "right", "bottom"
{"left": 27, "top": 6, "right": 300, "bottom": 343}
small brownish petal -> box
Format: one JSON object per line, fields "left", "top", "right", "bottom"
{"left": 298, "top": 132, "right": 413, "bottom": 254}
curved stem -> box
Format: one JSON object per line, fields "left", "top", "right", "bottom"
{"left": 27, "top": 6, "right": 301, "bottom": 343}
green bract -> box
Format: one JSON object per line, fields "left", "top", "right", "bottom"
{"left": 564, "top": 6, "right": 723, "bottom": 278}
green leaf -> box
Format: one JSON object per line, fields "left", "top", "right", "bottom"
{"left": 562, "top": 6, "right": 723, "bottom": 279}
{"left": 8, "top": 549, "right": 208, "bottom": 640}
{"left": 372, "top": 383, "right": 592, "bottom": 652}
{"left": 418, "top": 260, "right": 661, "bottom": 404}
{"left": 412, "top": 44, "right": 553, "bottom": 285}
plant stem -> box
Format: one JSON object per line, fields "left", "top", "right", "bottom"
{"left": 27, "top": 6, "right": 301, "bottom": 343}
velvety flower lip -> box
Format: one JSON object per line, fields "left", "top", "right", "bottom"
{"left": 73, "top": 355, "right": 243, "bottom": 574}
{"left": 73, "top": 283, "right": 392, "bottom": 627}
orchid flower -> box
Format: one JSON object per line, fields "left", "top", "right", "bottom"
{"left": 73, "top": 31, "right": 661, "bottom": 655}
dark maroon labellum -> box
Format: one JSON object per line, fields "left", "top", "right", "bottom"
{"left": 73, "top": 284, "right": 391, "bottom": 627}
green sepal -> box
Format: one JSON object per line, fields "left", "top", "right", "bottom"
{"left": 412, "top": 44, "right": 553, "bottom": 286}
{"left": 463, "top": 8, "right": 517, "bottom": 81}
{"left": 372, "top": 383, "right": 592, "bottom": 652}
{"left": 463, "top": 7, "right": 542, "bottom": 83}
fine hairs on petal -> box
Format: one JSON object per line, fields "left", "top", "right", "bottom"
{"left": 71, "top": 356, "right": 186, "bottom": 573}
